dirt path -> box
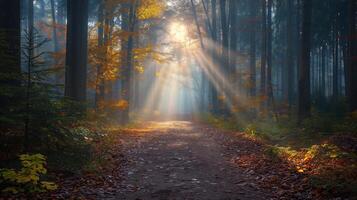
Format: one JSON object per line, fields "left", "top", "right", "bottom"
{"left": 116, "top": 121, "right": 271, "bottom": 200}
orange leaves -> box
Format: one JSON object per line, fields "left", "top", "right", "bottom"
{"left": 116, "top": 100, "right": 129, "bottom": 111}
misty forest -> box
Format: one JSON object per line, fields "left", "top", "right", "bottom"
{"left": 0, "top": 0, "right": 357, "bottom": 199}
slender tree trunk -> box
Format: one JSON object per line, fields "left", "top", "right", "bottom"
{"left": 191, "top": 0, "right": 204, "bottom": 49}
{"left": 220, "top": 0, "right": 229, "bottom": 70}
{"left": 190, "top": 0, "right": 206, "bottom": 111}
{"left": 249, "top": 0, "right": 256, "bottom": 97}
{"left": 23, "top": 0, "right": 35, "bottom": 152}
{"left": 287, "top": 0, "right": 294, "bottom": 107}
{"left": 210, "top": 0, "right": 219, "bottom": 113}
{"left": 65, "top": 0, "right": 89, "bottom": 102}
{"left": 260, "top": 0, "right": 267, "bottom": 100}
{"left": 298, "top": 0, "right": 312, "bottom": 122}
{"left": 50, "top": 0, "right": 59, "bottom": 52}
{"left": 333, "top": 18, "right": 339, "bottom": 101}
{"left": 228, "top": 0, "right": 237, "bottom": 76}
{"left": 50, "top": 0, "right": 62, "bottom": 86}
{"left": 95, "top": 2, "right": 105, "bottom": 109}
{"left": 347, "top": 0, "right": 357, "bottom": 112}
{"left": 121, "top": 1, "right": 137, "bottom": 123}
{"left": 219, "top": 0, "right": 229, "bottom": 115}
{"left": 321, "top": 45, "right": 326, "bottom": 101}
{"left": 267, "top": 0, "right": 273, "bottom": 105}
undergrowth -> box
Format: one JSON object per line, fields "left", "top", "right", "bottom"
{"left": 203, "top": 112, "right": 357, "bottom": 199}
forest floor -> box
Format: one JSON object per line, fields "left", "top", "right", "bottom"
{"left": 47, "top": 121, "right": 314, "bottom": 200}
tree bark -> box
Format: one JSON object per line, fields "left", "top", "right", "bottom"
{"left": 267, "top": 0, "right": 273, "bottom": 105}
{"left": 249, "top": 0, "right": 256, "bottom": 97}
{"left": 210, "top": 0, "right": 219, "bottom": 113}
{"left": 287, "top": 0, "right": 294, "bottom": 106}
{"left": 260, "top": 0, "right": 267, "bottom": 99}
{"left": 120, "top": 1, "right": 137, "bottom": 123}
{"left": 298, "top": 0, "right": 312, "bottom": 121}
{"left": 228, "top": 0, "right": 237, "bottom": 75}
{"left": 347, "top": 0, "right": 357, "bottom": 112}
{"left": 95, "top": 1, "right": 105, "bottom": 109}
{"left": 65, "top": 0, "right": 89, "bottom": 102}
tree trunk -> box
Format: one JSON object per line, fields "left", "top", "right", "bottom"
{"left": 0, "top": 0, "right": 21, "bottom": 146}
{"left": 260, "top": 0, "right": 267, "bottom": 99}
{"left": 287, "top": 0, "right": 294, "bottom": 107}
{"left": 0, "top": 0, "right": 21, "bottom": 77}
{"left": 210, "top": 0, "right": 219, "bottom": 113}
{"left": 120, "top": 1, "right": 137, "bottom": 123}
{"left": 95, "top": 1, "right": 105, "bottom": 109}
{"left": 267, "top": 0, "right": 273, "bottom": 105}
{"left": 50, "top": 0, "right": 59, "bottom": 52}
{"left": 220, "top": 0, "right": 229, "bottom": 69}
{"left": 64, "top": 0, "right": 89, "bottom": 102}
{"left": 333, "top": 18, "right": 339, "bottom": 101}
{"left": 190, "top": 0, "right": 206, "bottom": 111}
{"left": 298, "top": 0, "right": 312, "bottom": 121}
{"left": 347, "top": 0, "right": 357, "bottom": 112}
{"left": 228, "top": 0, "right": 237, "bottom": 75}
{"left": 249, "top": 0, "right": 256, "bottom": 97}
{"left": 219, "top": 0, "right": 229, "bottom": 114}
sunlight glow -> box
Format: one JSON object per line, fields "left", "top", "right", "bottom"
{"left": 169, "top": 22, "right": 188, "bottom": 43}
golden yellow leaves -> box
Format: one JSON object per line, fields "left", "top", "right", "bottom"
{"left": 116, "top": 99, "right": 129, "bottom": 111}
{"left": 218, "top": 95, "right": 226, "bottom": 102}
{"left": 137, "top": 0, "right": 164, "bottom": 20}
{"left": 135, "top": 66, "right": 145, "bottom": 73}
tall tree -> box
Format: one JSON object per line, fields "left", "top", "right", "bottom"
{"left": 220, "top": 0, "right": 229, "bottom": 71}
{"left": 347, "top": 0, "right": 357, "bottom": 112}
{"left": 260, "top": 0, "right": 267, "bottom": 99}
{"left": 50, "top": 0, "right": 59, "bottom": 52}
{"left": 95, "top": 1, "right": 105, "bottom": 109}
{"left": 228, "top": 0, "right": 237, "bottom": 75}
{"left": 249, "top": 0, "right": 257, "bottom": 97}
{"left": 287, "top": 0, "right": 294, "bottom": 106}
{"left": 267, "top": 0, "right": 273, "bottom": 105}
{"left": 0, "top": 0, "right": 21, "bottom": 105}
{"left": 298, "top": 0, "right": 312, "bottom": 121}
{"left": 64, "top": 0, "right": 89, "bottom": 102}
{"left": 120, "top": 1, "right": 137, "bottom": 123}
{"left": 210, "top": 0, "right": 219, "bottom": 113}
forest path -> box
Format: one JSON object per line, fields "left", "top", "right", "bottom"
{"left": 116, "top": 121, "right": 269, "bottom": 200}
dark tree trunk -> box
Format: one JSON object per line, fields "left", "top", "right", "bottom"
{"left": 64, "top": 0, "right": 89, "bottom": 102}
{"left": 219, "top": 0, "right": 229, "bottom": 114}
{"left": 333, "top": 18, "right": 339, "bottom": 100}
{"left": 287, "top": 0, "right": 294, "bottom": 106}
{"left": 50, "top": 0, "right": 59, "bottom": 52}
{"left": 0, "top": 0, "right": 21, "bottom": 144}
{"left": 210, "top": 0, "right": 219, "bottom": 113}
{"left": 228, "top": 0, "right": 237, "bottom": 75}
{"left": 50, "top": 0, "right": 63, "bottom": 86}
{"left": 24, "top": 0, "right": 34, "bottom": 152}
{"left": 0, "top": 0, "right": 21, "bottom": 77}
{"left": 249, "top": 0, "right": 256, "bottom": 97}
{"left": 120, "top": 1, "right": 137, "bottom": 123}
{"left": 95, "top": 1, "right": 105, "bottom": 109}
{"left": 190, "top": 0, "right": 206, "bottom": 111}
{"left": 220, "top": 0, "right": 229, "bottom": 70}
{"left": 347, "top": 0, "right": 357, "bottom": 112}
{"left": 267, "top": 0, "right": 273, "bottom": 105}
{"left": 260, "top": 0, "right": 267, "bottom": 98}
{"left": 298, "top": 0, "right": 312, "bottom": 121}
{"left": 0, "top": 0, "right": 21, "bottom": 103}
